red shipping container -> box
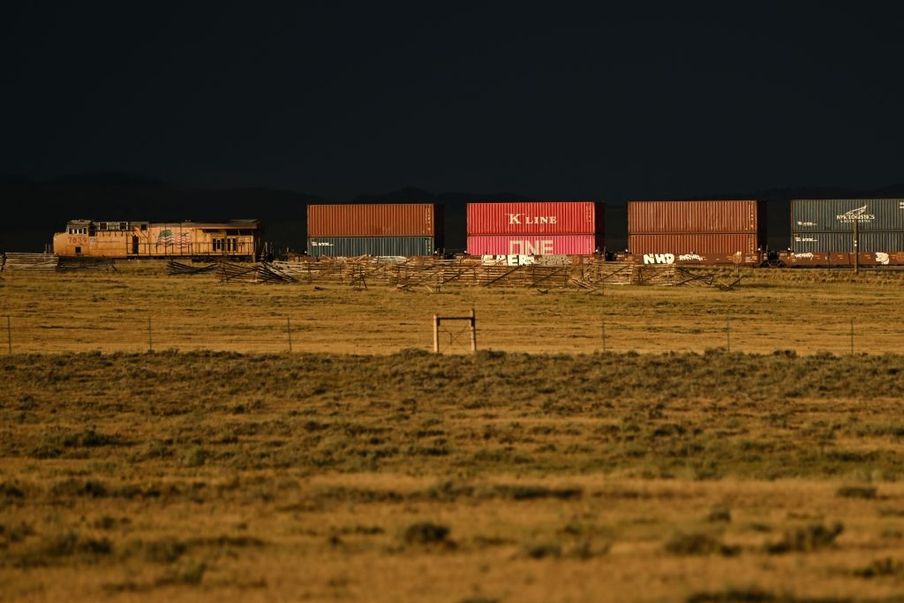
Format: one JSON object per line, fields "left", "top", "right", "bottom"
{"left": 467, "top": 201, "right": 600, "bottom": 235}
{"left": 628, "top": 200, "right": 760, "bottom": 234}
{"left": 307, "top": 204, "right": 439, "bottom": 237}
{"left": 467, "top": 235, "right": 597, "bottom": 256}
{"left": 628, "top": 233, "right": 760, "bottom": 255}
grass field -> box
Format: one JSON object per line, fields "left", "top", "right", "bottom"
{"left": 1, "top": 264, "right": 904, "bottom": 354}
{"left": 3, "top": 268, "right": 904, "bottom": 601}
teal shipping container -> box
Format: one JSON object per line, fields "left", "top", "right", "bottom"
{"left": 791, "top": 199, "right": 904, "bottom": 232}
{"left": 307, "top": 237, "right": 435, "bottom": 257}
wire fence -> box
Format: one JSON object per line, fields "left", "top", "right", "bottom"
{"left": 0, "top": 312, "right": 894, "bottom": 356}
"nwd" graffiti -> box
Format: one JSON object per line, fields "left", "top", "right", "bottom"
{"left": 642, "top": 253, "right": 675, "bottom": 265}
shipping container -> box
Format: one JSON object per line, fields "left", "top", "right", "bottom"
{"left": 307, "top": 236, "right": 435, "bottom": 257}
{"left": 628, "top": 233, "right": 760, "bottom": 256}
{"left": 791, "top": 198, "right": 904, "bottom": 232}
{"left": 466, "top": 235, "right": 596, "bottom": 256}
{"left": 307, "top": 204, "right": 442, "bottom": 238}
{"left": 467, "top": 201, "right": 601, "bottom": 235}
{"left": 628, "top": 200, "right": 761, "bottom": 234}
{"left": 790, "top": 230, "right": 904, "bottom": 253}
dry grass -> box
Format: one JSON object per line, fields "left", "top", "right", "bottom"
{"left": 1, "top": 263, "right": 904, "bottom": 354}
{"left": 2, "top": 351, "right": 904, "bottom": 601}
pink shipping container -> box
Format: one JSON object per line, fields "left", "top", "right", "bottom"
{"left": 467, "top": 235, "right": 597, "bottom": 256}
{"left": 628, "top": 233, "right": 760, "bottom": 255}
{"left": 627, "top": 200, "right": 761, "bottom": 234}
{"left": 467, "top": 201, "right": 600, "bottom": 235}
{"left": 307, "top": 204, "right": 440, "bottom": 237}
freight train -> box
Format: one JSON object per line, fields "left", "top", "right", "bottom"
{"left": 51, "top": 198, "right": 904, "bottom": 267}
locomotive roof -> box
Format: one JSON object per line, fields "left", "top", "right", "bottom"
{"left": 65, "top": 219, "right": 260, "bottom": 228}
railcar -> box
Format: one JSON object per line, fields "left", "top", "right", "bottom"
{"left": 620, "top": 198, "right": 904, "bottom": 268}
{"left": 774, "top": 250, "right": 904, "bottom": 268}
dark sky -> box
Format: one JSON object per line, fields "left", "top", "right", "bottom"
{"left": 4, "top": 2, "right": 904, "bottom": 200}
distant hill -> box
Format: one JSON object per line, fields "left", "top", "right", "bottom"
{"left": 3, "top": 174, "right": 904, "bottom": 253}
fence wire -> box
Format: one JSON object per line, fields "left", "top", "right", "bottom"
{"left": 0, "top": 313, "right": 893, "bottom": 356}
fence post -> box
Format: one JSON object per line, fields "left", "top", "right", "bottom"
{"left": 470, "top": 308, "right": 477, "bottom": 353}
{"left": 6, "top": 316, "right": 10, "bottom": 354}
{"left": 287, "top": 317, "right": 293, "bottom": 352}
{"left": 147, "top": 317, "right": 153, "bottom": 352}
{"left": 726, "top": 316, "right": 731, "bottom": 353}
{"left": 850, "top": 318, "right": 854, "bottom": 355}
{"left": 433, "top": 314, "right": 439, "bottom": 353}
{"left": 601, "top": 319, "right": 607, "bottom": 353}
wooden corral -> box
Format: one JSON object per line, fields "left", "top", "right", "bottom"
{"left": 1, "top": 252, "right": 59, "bottom": 272}
{"left": 52, "top": 219, "right": 261, "bottom": 259}
{"left": 208, "top": 256, "right": 735, "bottom": 289}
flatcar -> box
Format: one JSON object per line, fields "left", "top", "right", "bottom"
{"left": 52, "top": 219, "right": 262, "bottom": 260}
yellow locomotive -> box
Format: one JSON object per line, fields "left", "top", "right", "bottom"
{"left": 52, "top": 219, "right": 261, "bottom": 259}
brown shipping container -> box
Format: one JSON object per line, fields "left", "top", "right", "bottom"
{"left": 307, "top": 204, "right": 440, "bottom": 237}
{"left": 628, "top": 200, "right": 760, "bottom": 234}
{"left": 628, "top": 233, "right": 759, "bottom": 256}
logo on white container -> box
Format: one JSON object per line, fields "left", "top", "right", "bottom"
{"left": 836, "top": 205, "right": 875, "bottom": 223}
